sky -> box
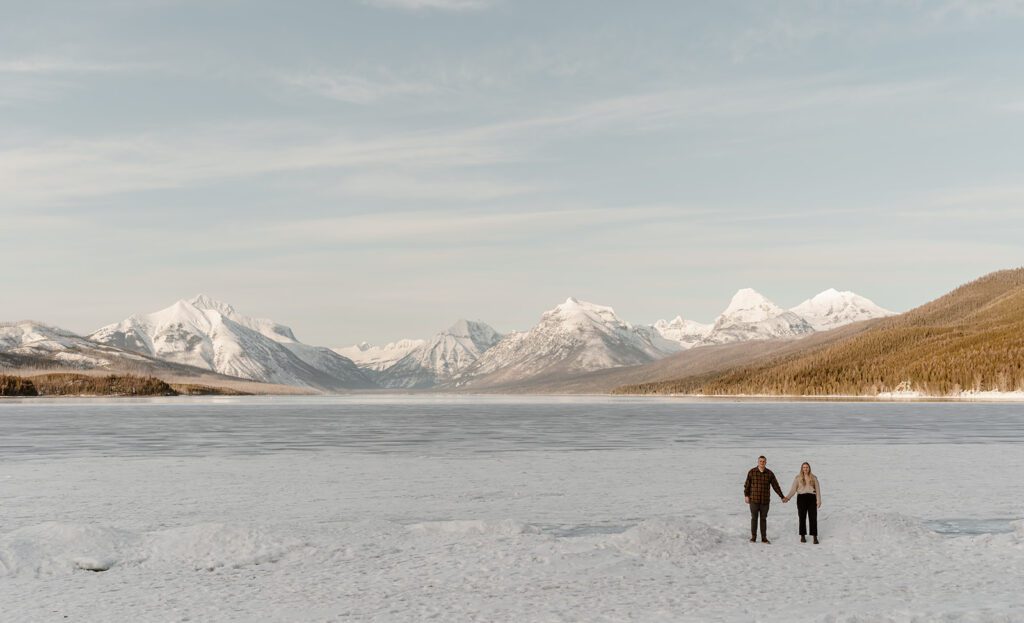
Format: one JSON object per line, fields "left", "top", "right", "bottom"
{"left": 2, "top": 0, "right": 1023, "bottom": 346}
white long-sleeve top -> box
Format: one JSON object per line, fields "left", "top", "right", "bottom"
{"left": 786, "top": 475, "right": 821, "bottom": 504}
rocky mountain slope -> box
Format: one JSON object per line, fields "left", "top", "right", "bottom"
{"left": 452, "top": 298, "right": 678, "bottom": 389}
{"left": 651, "top": 316, "right": 713, "bottom": 349}
{"left": 89, "top": 295, "right": 374, "bottom": 391}
{"left": 333, "top": 339, "right": 425, "bottom": 372}
{"left": 377, "top": 320, "right": 502, "bottom": 389}
{"left": 1, "top": 321, "right": 155, "bottom": 370}
{"left": 0, "top": 320, "right": 292, "bottom": 391}
{"left": 700, "top": 288, "right": 814, "bottom": 345}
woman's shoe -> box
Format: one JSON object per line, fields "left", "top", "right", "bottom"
{"left": 800, "top": 535, "right": 806, "bottom": 543}
{"left": 813, "top": 536, "right": 819, "bottom": 544}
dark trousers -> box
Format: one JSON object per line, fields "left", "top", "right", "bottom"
{"left": 797, "top": 493, "right": 817, "bottom": 536}
{"left": 749, "top": 503, "right": 769, "bottom": 539}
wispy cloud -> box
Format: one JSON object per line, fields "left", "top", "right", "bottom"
{"left": 460, "top": 75, "right": 948, "bottom": 141}
{"left": 334, "top": 172, "right": 543, "bottom": 201}
{"left": 0, "top": 57, "right": 144, "bottom": 74}
{"left": 242, "top": 204, "right": 709, "bottom": 246}
{"left": 0, "top": 56, "right": 153, "bottom": 106}
{"left": 0, "top": 122, "right": 518, "bottom": 205}
{"left": 282, "top": 72, "right": 437, "bottom": 104}
{"left": 361, "top": 0, "right": 494, "bottom": 11}
{"left": 931, "top": 0, "right": 1024, "bottom": 19}
{"left": 0, "top": 73, "right": 952, "bottom": 206}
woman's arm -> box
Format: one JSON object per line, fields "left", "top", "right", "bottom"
{"left": 785, "top": 475, "right": 798, "bottom": 501}
{"left": 815, "top": 476, "right": 822, "bottom": 507}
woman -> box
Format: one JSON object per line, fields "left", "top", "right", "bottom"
{"left": 783, "top": 462, "right": 822, "bottom": 543}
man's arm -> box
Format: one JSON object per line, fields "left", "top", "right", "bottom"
{"left": 771, "top": 472, "right": 785, "bottom": 499}
{"left": 743, "top": 470, "right": 752, "bottom": 498}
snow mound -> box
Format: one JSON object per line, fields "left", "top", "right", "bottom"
{"left": 826, "top": 513, "right": 936, "bottom": 545}
{"left": 816, "top": 610, "right": 1022, "bottom": 623}
{"left": 0, "top": 522, "right": 142, "bottom": 576}
{"left": 144, "top": 523, "right": 303, "bottom": 571}
{"left": 1010, "top": 519, "right": 1024, "bottom": 545}
{"left": 0, "top": 522, "right": 303, "bottom": 577}
{"left": 604, "top": 518, "right": 727, "bottom": 558}
{"left": 406, "top": 519, "right": 541, "bottom": 538}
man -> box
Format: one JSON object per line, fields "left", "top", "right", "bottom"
{"left": 744, "top": 455, "right": 785, "bottom": 544}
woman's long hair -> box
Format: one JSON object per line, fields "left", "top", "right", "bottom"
{"left": 800, "top": 462, "right": 815, "bottom": 489}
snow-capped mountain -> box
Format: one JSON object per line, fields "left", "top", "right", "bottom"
{"left": 89, "top": 295, "right": 374, "bottom": 390}
{"left": 377, "top": 320, "right": 501, "bottom": 388}
{"left": 0, "top": 320, "right": 152, "bottom": 369}
{"left": 454, "top": 297, "right": 678, "bottom": 388}
{"left": 334, "top": 339, "right": 425, "bottom": 372}
{"left": 789, "top": 288, "right": 895, "bottom": 331}
{"left": 701, "top": 289, "right": 814, "bottom": 345}
{"left": 652, "top": 316, "right": 713, "bottom": 349}
{"left": 186, "top": 297, "right": 372, "bottom": 387}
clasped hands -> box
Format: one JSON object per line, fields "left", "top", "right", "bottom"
{"left": 780, "top": 496, "right": 822, "bottom": 508}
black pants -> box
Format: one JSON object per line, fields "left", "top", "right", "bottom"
{"left": 797, "top": 493, "right": 818, "bottom": 536}
{"left": 749, "top": 503, "right": 769, "bottom": 539}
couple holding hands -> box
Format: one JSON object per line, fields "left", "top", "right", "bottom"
{"left": 744, "top": 455, "right": 822, "bottom": 544}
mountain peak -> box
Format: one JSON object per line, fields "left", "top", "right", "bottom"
{"left": 544, "top": 297, "right": 623, "bottom": 329}
{"left": 443, "top": 319, "right": 501, "bottom": 346}
{"left": 806, "top": 288, "right": 848, "bottom": 303}
{"left": 446, "top": 318, "right": 472, "bottom": 336}
{"left": 187, "top": 294, "right": 236, "bottom": 316}
{"left": 720, "top": 288, "right": 783, "bottom": 323}
{"left": 553, "top": 296, "right": 610, "bottom": 313}
{"left": 727, "top": 287, "right": 770, "bottom": 305}
{"left": 791, "top": 289, "right": 894, "bottom": 331}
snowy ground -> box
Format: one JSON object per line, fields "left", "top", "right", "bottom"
{"left": 1, "top": 399, "right": 1023, "bottom": 621}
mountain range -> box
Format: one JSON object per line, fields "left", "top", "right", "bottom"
{"left": 2, "top": 286, "right": 896, "bottom": 393}
{"left": 452, "top": 297, "right": 678, "bottom": 389}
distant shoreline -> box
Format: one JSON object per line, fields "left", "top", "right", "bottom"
{"left": 609, "top": 391, "right": 1024, "bottom": 403}
{"left": 0, "top": 372, "right": 252, "bottom": 398}
{"left": 4, "top": 389, "right": 1024, "bottom": 402}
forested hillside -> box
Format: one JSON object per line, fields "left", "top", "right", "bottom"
{"left": 616, "top": 269, "right": 1024, "bottom": 396}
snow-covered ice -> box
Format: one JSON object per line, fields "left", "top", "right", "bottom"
{"left": 1, "top": 397, "right": 1022, "bottom": 622}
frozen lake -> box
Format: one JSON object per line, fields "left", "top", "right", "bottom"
{"left": 1, "top": 396, "right": 1023, "bottom": 621}
{"left": 3, "top": 395, "right": 1023, "bottom": 457}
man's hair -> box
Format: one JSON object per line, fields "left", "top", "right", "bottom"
{"left": 758, "top": 455, "right": 766, "bottom": 461}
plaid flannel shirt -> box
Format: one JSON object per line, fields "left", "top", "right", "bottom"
{"left": 744, "top": 467, "right": 784, "bottom": 504}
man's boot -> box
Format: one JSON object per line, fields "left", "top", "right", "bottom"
{"left": 750, "top": 536, "right": 756, "bottom": 543}
{"left": 761, "top": 538, "right": 771, "bottom": 544}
